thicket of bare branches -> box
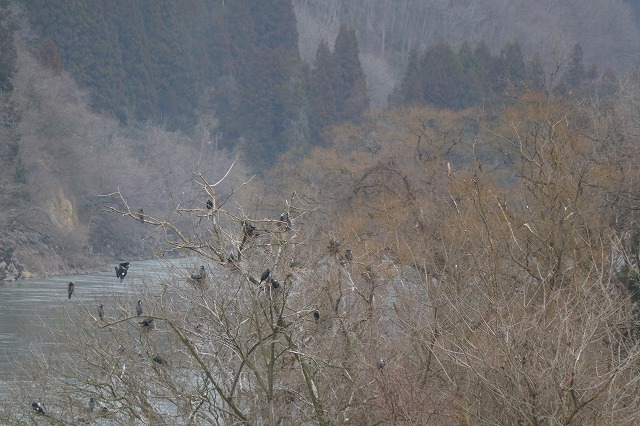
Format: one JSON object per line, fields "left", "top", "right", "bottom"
{"left": 4, "top": 87, "right": 640, "bottom": 424}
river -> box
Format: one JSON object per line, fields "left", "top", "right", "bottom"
{"left": 0, "top": 257, "right": 200, "bottom": 383}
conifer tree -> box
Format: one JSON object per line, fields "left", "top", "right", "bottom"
{"left": 421, "top": 42, "right": 466, "bottom": 109}
{"left": 527, "top": 52, "right": 546, "bottom": 92}
{"left": 497, "top": 41, "right": 526, "bottom": 93}
{"left": 331, "top": 25, "right": 369, "bottom": 123}
{"left": 0, "top": 0, "right": 16, "bottom": 93}
{"left": 391, "top": 47, "right": 423, "bottom": 106}
{"left": 310, "top": 39, "right": 337, "bottom": 145}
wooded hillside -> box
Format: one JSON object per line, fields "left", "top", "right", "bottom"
{"left": 4, "top": 1, "right": 640, "bottom": 423}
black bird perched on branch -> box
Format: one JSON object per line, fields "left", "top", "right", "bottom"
{"left": 115, "top": 262, "right": 130, "bottom": 282}
{"left": 206, "top": 199, "right": 213, "bottom": 209}
{"left": 137, "top": 208, "right": 145, "bottom": 223}
{"left": 345, "top": 249, "right": 353, "bottom": 263}
{"left": 259, "top": 269, "right": 271, "bottom": 284}
{"left": 31, "top": 401, "right": 45, "bottom": 414}
{"left": 190, "top": 265, "right": 206, "bottom": 281}
{"left": 313, "top": 310, "right": 320, "bottom": 322}
{"left": 136, "top": 300, "right": 143, "bottom": 317}
{"left": 243, "top": 220, "right": 257, "bottom": 237}
{"left": 67, "top": 282, "right": 75, "bottom": 299}
{"left": 271, "top": 279, "right": 281, "bottom": 289}
{"left": 97, "top": 304, "right": 104, "bottom": 321}
{"left": 139, "top": 317, "right": 154, "bottom": 327}
{"left": 279, "top": 212, "right": 292, "bottom": 231}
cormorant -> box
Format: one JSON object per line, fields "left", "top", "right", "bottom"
{"left": 152, "top": 354, "right": 165, "bottom": 364}
{"left": 31, "top": 401, "right": 45, "bottom": 414}
{"left": 137, "top": 208, "right": 144, "bottom": 222}
{"left": 139, "top": 317, "right": 154, "bottom": 327}
{"left": 271, "top": 279, "right": 280, "bottom": 289}
{"left": 97, "top": 304, "right": 104, "bottom": 321}
{"left": 279, "top": 212, "right": 292, "bottom": 230}
{"left": 67, "top": 282, "right": 75, "bottom": 299}
{"left": 259, "top": 269, "right": 271, "bottom": 284}
{"left": 345, "top": 249, "right": 353, "bottom": 262}
{"left": 88, "top": 397, "right": 95, "bottom": 413}
{"left": 190, "top": 265, "right": 206, "bottom": 281}
{"left": 115, "top": 262, "right": 130, "bottom": 282}
{"left": 313, "top": 310, "right": 320, "bottom": 322}
{"left": 136, "top": 300, "right": 143, "bottom": 317}
{"left": 243, "top": 220, "right": 257, "bottom": 237}
{"left": 206, "top": 199, "right": 213, "bottom": 209}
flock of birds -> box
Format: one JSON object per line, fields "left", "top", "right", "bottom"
{"left": 30, "top": 206, "right": 379, "bottom": 417}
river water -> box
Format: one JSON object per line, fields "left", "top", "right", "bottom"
{"left": 0, "top": 257, "right": 200, "bottom": 383}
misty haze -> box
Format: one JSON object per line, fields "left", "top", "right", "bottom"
{"left": 1, "top": 0, "right": 640, "bottom": 424}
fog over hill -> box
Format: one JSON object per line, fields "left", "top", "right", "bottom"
{"left": 294, "top": 0, "right": 640, "bottom": 106}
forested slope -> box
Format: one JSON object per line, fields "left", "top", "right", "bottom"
{"left": 295, "top": 0, "right": 640, "bottom": 105}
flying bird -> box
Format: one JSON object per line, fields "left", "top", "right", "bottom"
{"left": 136, "top": 300, "right": 143, "bottom": 317}
{"left": 67, "top": 282, "right": 75, "bottom": 299}
{"left": 115, "top": 262, "right": 130, "bottom": 282}
{"left": 137, "top": 208, "right": 145, "bottom": 222}
{"left": 190, "top": 265, "right": 206, "bottom": 281}
{"left": 206, "top": 199, "right": 213, "bottom": 209}
{"left": 139, "top": 317, "right": 154, "bottom": 327}
{"left": 259, "top": 269, "right": 271, "bottom": 284}
{"left": 97, "top": 304, "right": 104, "bottom": 321}
{"left": 31, "top": 401, "right": 45, "bottom": 414}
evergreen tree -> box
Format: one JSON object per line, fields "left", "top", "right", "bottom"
{"left": 310, "top": 39, "right": 337, "bottom": 145}
{"left": 421, "top": 42, "right": 466, "bottom": 109}
{"left": 527, "top": 52, "right": 546, "bottom": 92}
{"left": 498, "top": 41, "right": 526, "bottom": 90}
{"left": 458, "top": 41, "right": 481, "bottom": 106}
{"left": 555, "top": 43, "right": 588, "bottom": 96}
{"left": 331, "top": 25, "right": 369, "bottom": 123}
{"left": 472, "top": 41, "right": 496, "bottom": 101}
{"left": 252, "top": 0, "right": 298, "bottom": 52}
{"left": 391, "top": 47, "right": 423, "bottom": 106}
{"left": 0, "top": 0, "right": 16, "bottom": 93}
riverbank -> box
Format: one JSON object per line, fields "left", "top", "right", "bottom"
{"left": 0, "top": 228, "right": 110, "bottom": 281}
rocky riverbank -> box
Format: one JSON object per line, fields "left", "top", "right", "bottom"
{"left": 0, "top": 228, "right": 108, "bottom": 281}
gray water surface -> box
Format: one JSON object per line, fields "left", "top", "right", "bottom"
{"left": 0, "top": 257, "right": 199, "bottom": 382}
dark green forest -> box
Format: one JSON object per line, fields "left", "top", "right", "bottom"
{"left": 16, "top": 0, "right": 621, "bottom": 168}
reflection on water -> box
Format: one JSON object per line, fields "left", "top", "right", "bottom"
{"left": 0, "top": 257, "right": 201, "bottom": 383}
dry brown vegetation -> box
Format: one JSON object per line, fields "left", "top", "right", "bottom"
{"left": 3, "top": 81, "right": 640, "bottom": 424}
